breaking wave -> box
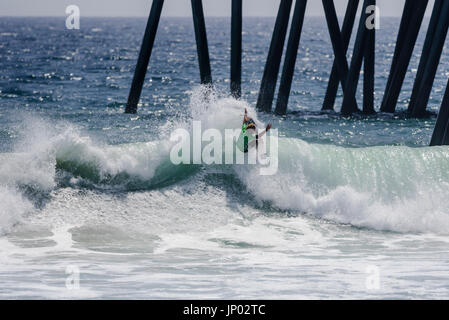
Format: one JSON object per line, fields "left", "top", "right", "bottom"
{"left": 2, "top": 87, "right": 449, "bottom": 234}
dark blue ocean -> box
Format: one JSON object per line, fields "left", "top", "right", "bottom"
{"left": 1, "top": 17, "right": 449, "bottom": 299}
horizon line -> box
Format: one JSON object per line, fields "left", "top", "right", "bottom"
{"left": 0, "top": 14, "right": 408, "bottom": 18}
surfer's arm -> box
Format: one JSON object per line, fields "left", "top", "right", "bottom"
{"left": 243, "top": 108, "right": 249, "bottom": 123}
{"left": 258, "top": 124, "right": 272, "bottom": 139}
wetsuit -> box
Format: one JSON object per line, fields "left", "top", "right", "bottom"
{"left": 242, "top": 119, "right": 258, "bottom": 153}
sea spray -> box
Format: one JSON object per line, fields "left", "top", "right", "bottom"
{"left": 0, "top": 186, "right": 33, "bottom": 234}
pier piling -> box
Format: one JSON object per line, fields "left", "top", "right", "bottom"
{"left": 191, "top": 0, "right": 212, "bottom": 85}
{"left": 256, "top": 0, "right": 293, "bottom": 112}
{"left": 321, "top": 0, "right": 359, "bottom": 111}
{"left": 125, "top": 0, "right": 164, "bottom": 114}
{"left": 380, "top": 0, "right": 428, "bottom": 113}
{"left": 430, "top": 79, "right": 449, "bottom": 146}
{"left": 379, "top": 0, "right": 413, "bottom": 114}
{"left": 410, "top": 0, "right": 449, "bottom": 117}
{"left": 231, "top": 0, "right": 242, "bottom": 98}
{"left": 363, "top": 0, "right": 376, "bottom": 114}
{"left": 275, "top": 0, "right": 308, "bottom": 115}
{"left": 340, "top": 0, "right": 373, "bottom": 115}
{"left": 322, "top": 0, "right": 360, "bottom": 115}
{"left": 408, "top": 0, "right": 444, "bottom": 115}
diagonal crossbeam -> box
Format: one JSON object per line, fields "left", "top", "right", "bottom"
{"left": 322, "top": 0, "right": 359, "bottom": 111}
{"left": 322, "top": 0, "right": 359, "bottom": 114}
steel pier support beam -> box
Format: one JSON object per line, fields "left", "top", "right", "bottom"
{"left": 363, "top": 0, "right": 376, "bottom": 114}
{"left": 379, "top": 0, "right": 414, "bottom": 113}
{"left": 231, "top": 0, "right": 242, "bottom": 98}
{"left": 380, "top": 0, "right": 428, "bottom": 113}
{"left": 191, "top": 0, "right": 212, "bottom": 85}
{"left": 275, "top": 0, "right": 308, "bottom": 115}
{"left": 322, "top": 0, "right": 359, "bottom": 114}
{"left": 408, "top": 0, "right": 444, "bottom": 114}
{"left": 430, "top": 79, "right": 449, "bottom": 146}
{"left": 340, "top": 0, "right": 372, "bottom": 115}
{"left": 125, "top": 0, "right": 164, "bottom": 114}
{"left": 322, "top": 0, "right": 359, "bottom": 111}
{"left": 410, "top": 0, "right": 449, "bottom": 117}
{"left": 256, "top": 0, "right": 293, "bottom": 112}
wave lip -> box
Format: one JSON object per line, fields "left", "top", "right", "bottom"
{"left": 55, "top": 138, "right": 199, "bottom": 190}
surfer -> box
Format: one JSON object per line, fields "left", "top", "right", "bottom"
{"left": 241, "top": 108, "right": 272, "bottom": 153}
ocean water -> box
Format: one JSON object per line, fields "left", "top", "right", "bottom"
{"left": 1, "top": 16, "right": 449, "bottom": 299}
